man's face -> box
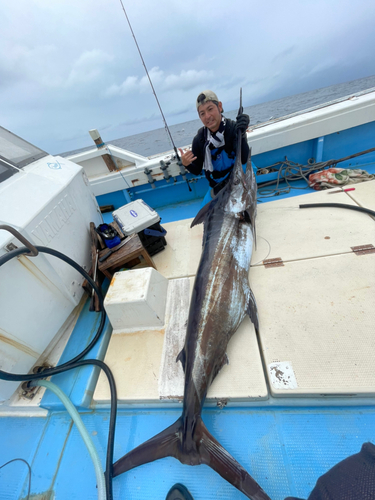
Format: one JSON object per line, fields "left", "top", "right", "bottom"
{"left": 198, "top": 101, "right": 223, "bottom": 133}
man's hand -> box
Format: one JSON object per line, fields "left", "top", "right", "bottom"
{"left": 236, "top": 113, "right": 250, "bottom": 134}
{"left": 179, "top": 148, "right": 197, "bottom": 167}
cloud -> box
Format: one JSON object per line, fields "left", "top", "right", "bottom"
{"left": 1, "top": 0, "right": 375, "bottom": 155}
{"left": 104, "top": 67, "right": 214, "bottom": 97}
{"left": 0, "top": 45, "right": 114, "bottom": 94}
{"left": 0, "top": 43, "right": 60, "bottom": 88}
{"left": 272, "top": 46, "right": 296, "bottom": 63}
{"left": 66, "top": 49, "right": 114, "bottom": 87}
{"left": 164, "top": 69, "right": 214, "bottom": 90}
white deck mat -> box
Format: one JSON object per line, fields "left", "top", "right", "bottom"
{"left": 252, "top": 179, "right": 375, "bottom": 396}
{"left": 346, "top": 178, "right": 375, "bottom": 214}
{"left": 251, "top": 187, "right": 375, "bottom": 265}
{"left": 94, "top": 277, "right": 267, "bottom": 404}
{"left": 152, "top": 221, "right": 203, "bottom": 279}
{"left": 252, "top": 252, "right": 375, "bottom": 396}
{"left": 153, "top": 183, "right": 375, "bottom": 276}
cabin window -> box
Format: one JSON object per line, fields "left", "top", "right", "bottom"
{"left": 0, "top": 156, "right": 19, "bottom": 183}
{"left": 0, "top": 126, "right": 48, "bottom": 183}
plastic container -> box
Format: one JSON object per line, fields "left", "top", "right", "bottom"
{"left": 113, "top": 200, "right": 167, "bottom": 256}
{"left": 113, "top": 200, "right": 160, "bottom": 236}
{"left": 138, "top": 222, "right": 167, "bottom": 256}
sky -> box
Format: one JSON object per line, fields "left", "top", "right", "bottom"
{"left": 1, "top": 0, "right": 375, "bottom": 155}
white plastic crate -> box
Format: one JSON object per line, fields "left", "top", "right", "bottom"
{"left": 104, "top": 267, "right": 169, "bottom": 332}
{"left": 113, "top": 199, "right": 160, "bottom": 236}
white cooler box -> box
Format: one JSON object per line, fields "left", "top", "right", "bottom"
{"left": 112, "top": 200, "right": 167, "bottom": 256}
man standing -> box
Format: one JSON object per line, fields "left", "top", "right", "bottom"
{"left": 179, "top": 90, "right": 250, "bottom": 203}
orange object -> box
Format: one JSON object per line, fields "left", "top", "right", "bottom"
{"left": 328, "top": 187, "right": 356, "bottom": 194}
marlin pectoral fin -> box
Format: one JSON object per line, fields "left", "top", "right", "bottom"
{"left": 176, "top": 348, "right": 186, "bottom": 372}
{"left": 199, "top": 421, "right": 271, "bottom": 500}
{"left": 112, "top": 417, "right": 182, "bottom": 477}
{"left": 247, "top": 288, "right": 259, "bottom": 334}
{"left": 253, "top": 221, "right": 257, "bottom": 250}
{"left": 190, "top": 201, "right": 213, "bottom": 228}
{"left": 211, "top": 353, "right": 229, "bottom": 382}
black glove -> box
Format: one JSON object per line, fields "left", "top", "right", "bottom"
{"left": 236, "top": 113, "right": 250, "bottom": 134}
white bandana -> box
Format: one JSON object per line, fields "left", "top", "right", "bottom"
{"left": 203, "top": 117, "right": 226, "bottom": 172}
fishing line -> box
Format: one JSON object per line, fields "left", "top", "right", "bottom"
{"left": 118, "top": 1, "right": 192, "bottom": 190}
{"left": 118, "top": 1, "right": 174, "bottom": 151}
{"left": 120, "top": 0, "right": 191, "bottom": 191}
{"left": 252, "top": 237, "right": 272, "bottom": 266}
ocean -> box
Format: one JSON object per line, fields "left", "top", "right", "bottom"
{"left": 61, "top": 75, "right": 375, "bottom": 158}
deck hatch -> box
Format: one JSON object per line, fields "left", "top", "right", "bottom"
{"left": 351, "top": 244, "right": 375, "bottom": 255}
{"left": 263, "top": 257, "right": 284, "bottom": 268}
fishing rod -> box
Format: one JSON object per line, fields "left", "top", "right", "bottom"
{"left": 118, "top": 0, "right": 192, "bottom": 191}
{"left": 238, "top": 87, "right": 243, "bottom": 116}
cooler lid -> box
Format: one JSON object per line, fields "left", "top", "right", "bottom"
{"left": 113, "top": 199, "right": 160, "bottom": 235}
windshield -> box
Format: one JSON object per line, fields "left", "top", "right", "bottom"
{"left": 0, "top": 126, "right": 48, "bottom": 183}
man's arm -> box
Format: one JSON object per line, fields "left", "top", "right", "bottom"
{"left": 179, "top": 134, "right": 204, "bottom": 175}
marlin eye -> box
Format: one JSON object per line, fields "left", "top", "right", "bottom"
{"left": 239, "top": 212, "right": 251, "bottom": 223}
{"left": 243, "top": 212, "right": 251, "bottom": 223}
{"left": 234, "top": 178, "right": 240, "bottom": 185}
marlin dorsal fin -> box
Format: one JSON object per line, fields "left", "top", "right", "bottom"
{"left": 190, "top": 200, "right": 213, "bottom": 228}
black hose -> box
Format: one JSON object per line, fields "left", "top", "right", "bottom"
{"left": 47, "top": 359, "right": 116, "bottom": 500}
{"left": 299, "top": 202, "right": 375, "bottom": 218}
{"left": 0, "top": 245, "right": 116, "bottom": 500}
{"left": 0, "top": 245, "right": 106, "bottom": 379}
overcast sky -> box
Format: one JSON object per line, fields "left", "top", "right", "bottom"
{"left": 1, "top": 0, "right": 374, "bottom": 155}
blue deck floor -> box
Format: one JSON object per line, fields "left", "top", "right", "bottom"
{"left": 1, "top": 173, "right": 375, "bottom": 499}
{"left": 1, "top": 406, "right": 375, "bottom": 499}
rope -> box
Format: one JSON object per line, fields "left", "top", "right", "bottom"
{"left": 257, "top": 146, "right": 375, "bottom": 198}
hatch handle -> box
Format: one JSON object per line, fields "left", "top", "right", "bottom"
{"left": 0, "top": 225, "right": 39, "bottom": 256}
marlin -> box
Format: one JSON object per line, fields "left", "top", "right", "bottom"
{"left": 113, "top": 99, "right": 271, "bottom": 500}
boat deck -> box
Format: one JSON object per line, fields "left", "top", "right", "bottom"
{"left": 95, "top": 183, "right": 375, "bottom": 406}
{"left": 2, "top": 406, "right": 375, "bottom": 499}
{"left": 1, "top": 179, "right": 375, "bottom": 499}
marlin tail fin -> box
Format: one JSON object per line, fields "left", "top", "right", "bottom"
{"left": 112, "top": 417, "right": 182, "bottom": 476}
{"left": 113, "top": 416, "right": 271, "bottom": 500}
{"left": 198, "top": 419, "right": 271, "bottom": 500}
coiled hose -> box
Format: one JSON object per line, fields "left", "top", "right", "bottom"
{"left": 34, "top": 379, "right": 106, "bottom": 500}
{"left": 0, "top": 235, "right": 116, "bottom": 500}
